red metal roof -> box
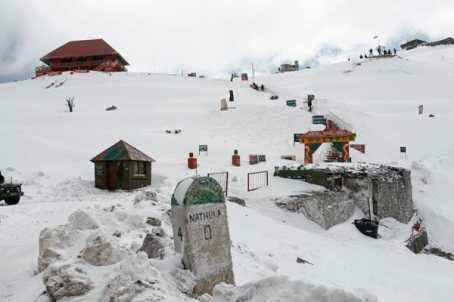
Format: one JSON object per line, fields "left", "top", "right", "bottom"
{"left": 41, "top": 39, "right": 129, "bottom": 65}
{"left": 91, "top": 140, "right": 155, "bottom": 162}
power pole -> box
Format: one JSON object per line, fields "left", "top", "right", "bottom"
{"left": 251, "top": 63, "right": 255, "bottom": 82}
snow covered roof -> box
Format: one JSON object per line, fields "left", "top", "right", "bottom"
{"left": 41, "top": 39, "right": 129, "bottom": 65}
{"left": 91, "top": 140, "right": 155, "bottom": 162}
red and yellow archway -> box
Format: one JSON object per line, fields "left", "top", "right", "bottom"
{"left": 299, "top": 128, "right": 356, "bottom": 164}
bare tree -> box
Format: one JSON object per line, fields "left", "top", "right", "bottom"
{"left": 66, "top": 97, "right": 75, "bottom": 112}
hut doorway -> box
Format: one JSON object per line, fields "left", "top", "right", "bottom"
{"left": 106, "top": 163, "right": 118, "bottom": 190}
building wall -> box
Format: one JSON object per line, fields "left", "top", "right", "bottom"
{"left": 93, "top": 160, "right": 151, "bottom": 191}
{"left": 126, "top": 161, "right": 152, "bottom": 190}
{"left": 47, "top": 55, "right": 125, "bottom": 73}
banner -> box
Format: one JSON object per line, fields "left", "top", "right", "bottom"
{"left": 286, "top": 100, "right": 297, "bottom": 107}
{"left": 199, "top": 144, "right": 208, "bottom": 153}
{"left": 312, "top": 115, "right": 326, "bottom": 125}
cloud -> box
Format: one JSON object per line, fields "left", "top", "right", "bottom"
{"left": 1, "top": 0, "right": 454, "bottom": 82}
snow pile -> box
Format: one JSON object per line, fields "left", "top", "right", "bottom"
{"left": 37, "top": 204, "right": 197, "bottom": 301}
{"left": 206, "top": 276, "right": 376, "bottom": 302}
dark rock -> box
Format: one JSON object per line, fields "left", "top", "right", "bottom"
{"left": 146, "top": 217, "right": 162, "bottom": 226}
{"left": 138, "top": 234, "right": 164, "bottom": 259}
{"left": 424, "top": 247, "right": 454, "bottom": 260}
{"left": 152, "top": 227, "right": 165, "bottom": 237}
{"left": 406, "top": 229, "right": 429, "bottom": 254}
{"left": 106, "top": 105, "right": 117, "bottom": 111}
{"left": 43, "top": 263, "right": 93, "bottom": 301}
{"left": 227, "top": 196, "right": 246, "bottom": 207}
{"left": 296, "top": 257, "right": 313, "bottom": 265}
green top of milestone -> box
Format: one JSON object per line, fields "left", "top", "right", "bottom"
{"left": 171, "top": 176, "right": 225, "bottom": 206}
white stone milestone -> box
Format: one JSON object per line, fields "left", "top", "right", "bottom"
{"left": 171, "top": 176, "right": 234, "bottom": 296}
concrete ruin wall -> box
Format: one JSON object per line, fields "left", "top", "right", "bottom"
{"left": 343, "top": 167, "right": 413, "bottom": 224}
{"left": 275, "top": 164, "right": 414, "bottom": 228}
{"left": 278, "top": 191, "right": 355, "bottom": 229}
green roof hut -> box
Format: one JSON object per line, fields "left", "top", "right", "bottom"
{"left": 90, "top": 140, "right": 155, "bottom": 191}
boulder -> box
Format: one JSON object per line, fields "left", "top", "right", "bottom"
{"left": 38, "top": 226, "right": 80, "bottom": 272}
{"left": 103, "top": 274, "right": 152, "bottom": 302}
{"left": 43, "top": 263, "right": 93, "bottom": 301}
{"left": 103, "top": 253, "right": 161, "bottom": 301}
{"left": 68, "top": 210, "right": 99, "bottom": 230}
{"left": 81, "top": 232, "right": 126, "bottom": 266}
{"left": 152, "top": 227, "right": 165, "bottom": 237}
{"left": 406, "top": 229, "right": 429, "bottom": 254}
{"left": 146, "top": 217, "right": 162, "bottom": 227}
{"left": 138, "top": 233, "right": 164, "bottom": 259}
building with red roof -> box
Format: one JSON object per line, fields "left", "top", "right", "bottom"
{"left": 35, "top": 39, "right": 129, "bottom": 77}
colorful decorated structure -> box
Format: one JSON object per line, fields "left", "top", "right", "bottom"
{"left": 298, "top": 123, "right": 356, "bottom": 164}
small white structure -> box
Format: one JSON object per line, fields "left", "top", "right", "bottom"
{"left": 171, "top": 176, "right": 234, "bottom": 296}
{"left": 220, "top": 98, "right": 228, "bottom": 111}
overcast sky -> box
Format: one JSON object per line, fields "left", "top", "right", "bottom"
{"left": 1, "top": 0, "right": 453, "bottom": 82}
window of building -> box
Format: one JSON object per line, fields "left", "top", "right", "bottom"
{"left": 134, "top": 162, "right": 147, "bottom": 176}
{"left": 95, "top": 163, "right": 104, "bottom": 176}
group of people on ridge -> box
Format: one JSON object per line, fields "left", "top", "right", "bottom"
{"left": 359, "top": 46, "right": 397, "bottom": 59}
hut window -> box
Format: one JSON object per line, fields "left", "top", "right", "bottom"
{"left": 95, "top": 163, "right": 104, "bottom": 176}
{"left": 134, "top": 162, "right": 147, "bottom": 176}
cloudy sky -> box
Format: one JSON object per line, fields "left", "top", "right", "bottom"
{"left": 1, "top": 0, "right": 453, "bottom": 82}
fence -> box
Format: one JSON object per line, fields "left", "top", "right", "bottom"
{"left": 247, "top": 170, "right": 269, "bottom": 191}
{"left": 207, "top": 171, "right": 229, "bottom": 196}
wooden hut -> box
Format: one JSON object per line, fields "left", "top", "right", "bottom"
{"left": 36, "top": 39, "right": 129, "bottom": 77}
{"left": 91, "top": 140, "right": 155, "bottom": 191}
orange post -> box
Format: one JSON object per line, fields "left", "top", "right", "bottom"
{"left": 188, "top": 152, "right": 197, "bottom": 169}
{"left": 232, "top": 149, "right": 240, "bottom": 167}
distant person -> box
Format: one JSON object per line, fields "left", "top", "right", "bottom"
{"left": 0, "top": 170, "right": 4, "bottom": 184}
{"left": 308, "top": 98, "right": 313, "bottom": 112}
{"left": 229, "top": 90, "right": 234, "bottom": 102}
{"left": 393, "top": 48, "right": 397, "bottom": 55}
{"left": 369, "top": 48, "right": 373, "bottom": 56}
{"left": 260, "top": 84, "right": 265, "bottom": 91}
{"left": 230, "top": 73, "right": 234, "bottom": 82}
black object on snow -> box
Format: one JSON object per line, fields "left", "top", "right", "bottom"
{"left": 296, "top": 257, "right": 313, "bottom": 265}
{"left": 353, "top": 218, "right": 379, "bottom": 239}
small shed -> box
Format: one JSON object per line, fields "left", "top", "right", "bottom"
{"left": 90, "top": 140, "right": 155, "bottom": 191}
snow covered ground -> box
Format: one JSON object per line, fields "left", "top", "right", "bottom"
{"left": 1, "top": 46, "right": 454, "bottom": 301}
